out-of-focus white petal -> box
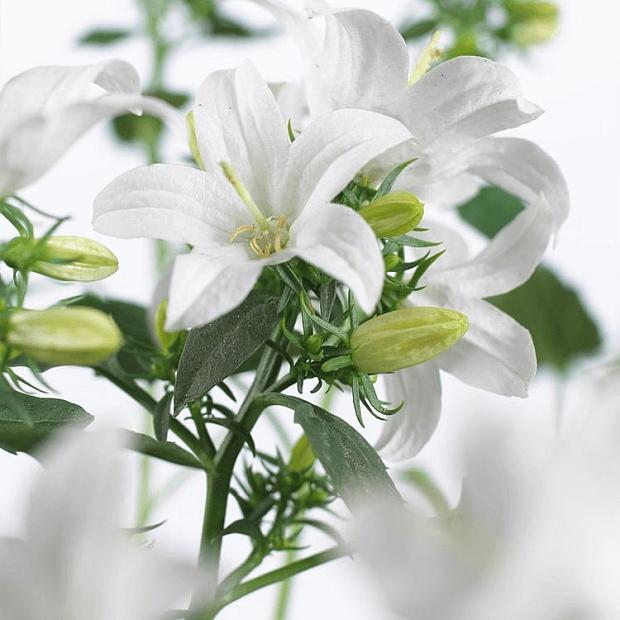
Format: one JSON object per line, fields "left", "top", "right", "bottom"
{"left": 375, "top": 362, "right": 442, "bottom": 460}
{"left": 165, "top": 248, "right": 266, "bottom": 330}
{"left": 399, "top": 56, "right": 542, "bottom": 145}
{"left": 428, "top": 195, "right": 553, "bottom": 298}
{"left": 428, "top": 293, "right": 536, "bottom": 397}
{"left": 465, "top": 136, "right": 570, "bottom": 231}
{"left": 290, "top": 202, "right": 383, "bottom": 314}
{"left": 193, "top": 60, "right": 289, "bottom": 213}
{"left": 93, "top": 163, "right": 243, "bottom": 247}
{"left": 269, "top": 81, "right": 308, "bottom": 128}
{"left": 281, "top": 109, "right": 411, "bottom": 219}
{"left": 315, "top": 10, "right": 410, "bottom": 115}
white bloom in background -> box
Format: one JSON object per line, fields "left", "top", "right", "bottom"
{"left": 250, "top": 3, "right": 569, "bottom": 231}
{"left": 0, "top": 60, "right": 176, "bottom": 196}
{"left": 357, "top": 414, "right": 620, "bottom": 620}
{"left": 0, "top": 431, "right": 200, "bottom": 620}
{"left": 378, "top": 198, "right": 554, "bottom": 458}
{"left": 94, "top": 60, "right": 412, "bottom": 329}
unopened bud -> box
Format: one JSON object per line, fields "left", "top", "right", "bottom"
{"left": 6, "top": 307, "right": 123, "bottom": 366}
{"left": 359, "top": 192, "right": 424, "bottom": 238}
{"left": 507, "top": 0, "right": 559, "bottom": 45}
{"left": 186, "top": 111, "right": 205, "bottom": 170}
{"left": 289, "top": 434, "right": 315, "bottom": 472}
{"left": 154, "top": 300, "right": 181, "bottom": 352}
{"left": 384, "top": 254, "right": 401, "bottom": 272}
{"left": 3, "top": 236, "right": 118, "bottom": 282}
{"left": 351, "top": 307, "right": 468, "bottom": 374}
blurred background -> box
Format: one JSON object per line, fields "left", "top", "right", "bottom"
{"left": 0, "top": 0, "right": 618, "bottom": 617}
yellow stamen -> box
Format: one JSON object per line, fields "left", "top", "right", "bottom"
{"left": 229, "top": 224, "right": 256, "bottom": 243}
{"left": 409, "top": 30, "right": 443, "bottom": 86}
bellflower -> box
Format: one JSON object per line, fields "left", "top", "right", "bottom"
{"left": 93, "top": 60, "right": 411, "bottom": 329}
{"left": 250, "top": 2, "right": 568, "bottom": 232}
{"left": 377, "top": 197, "right": 553, "bottom": 459}
{"left": 356, "top": 416, "right": 620, "bottom": 620}
{"left": 0, "top": 60, "right": 175, "bottom": 196}
{"left": 0, "top": 431, "right": 201, "bottom": 620}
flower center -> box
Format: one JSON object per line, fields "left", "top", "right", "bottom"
{"left": 220, "top": 161, "right": 289, "bottom": 258}
{"left": 229, "top": 216, "right": 290, "bottom": 258}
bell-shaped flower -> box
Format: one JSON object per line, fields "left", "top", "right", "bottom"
{"left": 249, "top": 3, "right": 568, "bottom": 233}
{"left": 377, "top": 196, "right": 554, "bottom": 459}
{"left": 0, "top": 60, "right": 175, "bottom": 196}
{"left": 0, "top": 431, "right": 202, "bottom": 620}
{"left": 93, "top": 61, "right": 411, "bottom": 330}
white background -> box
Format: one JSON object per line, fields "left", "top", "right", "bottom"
{"left": 0, "top": 0, "right": 618, "bottom": 618}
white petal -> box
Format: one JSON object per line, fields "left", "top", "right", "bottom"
{"left": 165, "top": 248, "right": 265, "bottom": 330}
{"left": 93, "top": 163, "right": 244, "bottom": 247}
{"left": 315, "top": 10, "right": 410, "bottom": 115}
{"left": 0, "top": 60, "right": 140, "bottom": 134}
{"left": 193, "top": 61, "right": 290, "bottom": 214}
{"left": 375, "top": 362, "right": 442, "bottom": 460}
{"left": 0, "top": 93, "right": 179, "bottom": 195}
{"left": 399, "top": 56, "right": 542, "bottom": 145}
{"left": 430, "top": 293, "right": 536, "bottom": 397}
{"left": 290, "top": 202, "right": 384, "bottom": 314}
{"left": 466, "top": 136, "right": 569, "bottom": 231}
{"left": 281, "top": 109, "right": 411, "bottom": 219}
{"left": 428, "top": 194, "right": 553, "bottom": 298}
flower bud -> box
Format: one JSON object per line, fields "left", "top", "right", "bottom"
{"left": 154, "top": 300, "right": 181, "bottom": 352}
{"left": 351, "top": 307, "right": 468, "bottom": 374}
{"left": 3, "top": 236, "right": 118, "bottom": 282}
{"left": 359, "top": 192, "right": 424, "bottom": 238}
{"left": 507, "top": 0, "right": 559, "bottom": 46}
{"left": 289, "top": 434, "right": 315, "bottom": 472}
{"left": 6, "top": 307, "right": 123, "bottom": 366}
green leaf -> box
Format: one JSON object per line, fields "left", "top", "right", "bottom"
{"left": 78, "top": 28, "right": 132, "bottom": 45}
{"left": 489, "top": 265, "right": 601, "bottom": 372}
{"left": 0, "top": 392, "right": 93, "bottom": 454}
{"left": 124, "top": 431, "right": 205, "bottom": 470}
{"left": 174, "top": 291, "right": 280, "bottom": 414}
{"left": 154, "top": 392, "right": 173, "bottom": 442}
{"left": 457, "top": 186, "right": 525, "bottom": 238}
{"left": 293, "top": 401, "right": 400, "bottom": 509}
{"left": 400, "top": 18, "right": 439, "bottom": 40}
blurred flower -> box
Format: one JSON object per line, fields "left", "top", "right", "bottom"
{"left": 0, "top": 431, "right": 202, "bottom": 620}
{"left": 251, "top": 3, "right": 568, "bottom": 234}
{"left": 377, "top": 198, "right": 553, "bottom": 458}
{"left": 0, "top": 60, "right": 177, "bottom": 196}
{"left": 356, "top": 409, "right": 620, "bottom": 620}
{"left": 94, "top": 60, "right": 411, "bottom": 329}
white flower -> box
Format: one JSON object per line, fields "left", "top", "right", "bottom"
{"left": 249, "top": 3, "right": 568, "bottom": 232}
{"left": 0, "top": 431, "right": 200, "bottom": 620}
{"left": 377, "top": 199, "right": 554, "bottom": 458}
{"left": 0, "top": 60, "right": 176, "bottom": 196}
{"left": 93, "top": 60, "right": 411, "bottom": 330}
{"left": 356, "top": 417, "right": 620, "bottom": 620}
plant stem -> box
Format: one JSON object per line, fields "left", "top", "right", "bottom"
{"left": 207, "top": 546, "right": 349, "bottom": 615}
{"left": 194, "top": 337, "right": 283, "bottom": 610}
{"left": 273, "top": 550, "right": 296, "bottom": 620}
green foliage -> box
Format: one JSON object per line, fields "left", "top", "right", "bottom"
{"left": 458, "top": 186, "right": 525, "bottom": 237}
{"left": 0, "top": 391, "right": 93, "bottom": 455}
{"left": 125, "top": 430, "right": 204, "bottom": 469}
{"left": 401, "top": 0, "right": 559, "bottom": 59}
{"left": 293, "top": 401, "right": 401, "bottom": 509}
{"left": 489, "top": 266, "right": 601, "bottom": 372}
{"left": 78, "top": 28, "right": 133, "bottom": 45}
{"left": 174, "top": 290, "right": 280, "bottom": 414}
{"left": 457, "top": 186, "right": 602, "bottom": 372}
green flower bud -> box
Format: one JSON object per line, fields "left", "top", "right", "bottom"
{"left": 154, "top": 300, "right": 181, "bottom": 352}
{"left": 506, "top": 0, "right": 559, "bottom": 46}
{"left": 359, "top": 192, "right": 424, "bottom": 237}
{"left": 6, "top": 307, "right": 123, "bottom": 366}
{"left": 384, "top": 254, "right": 401, "bottom": 272}
{"left": 351, "top": 307, "right": 468, "bottom": 374}
{"left": 289, "top": 434, "right": 315, "bottom": 472}
{"left": 186, "top": 111, "right": 205, "bottom": 170}
{"left": 3, "top": 236, "right": 118, "bottom": 282}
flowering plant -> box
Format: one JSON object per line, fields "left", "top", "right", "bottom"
{"left": 0, "top": 2, "right": 584, "bottom": 618}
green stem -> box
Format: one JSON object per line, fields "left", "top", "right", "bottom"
{"left": 194, "top": 337, "right": 283, "bottom": 608}
{"left": 207, "top": 547, "right": 348, "bottom": 616}
{"left": 273, "top": 550, "right": 296, "bottom": 620}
